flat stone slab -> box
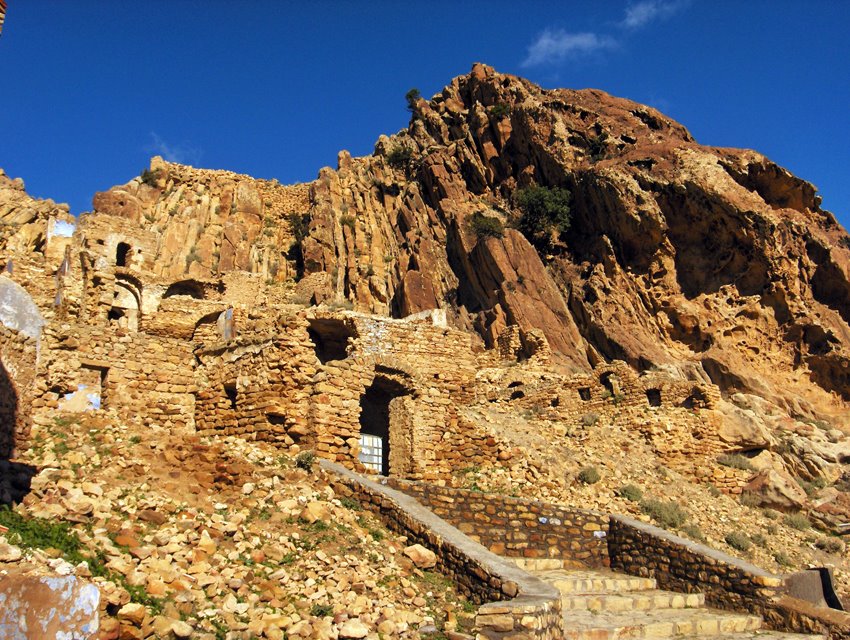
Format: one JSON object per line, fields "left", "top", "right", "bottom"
{"left": 560, "top": 590, "right": 705, "bottom": 612}
{"left": 537, "top": 568, "right": 657, "bottom": 594}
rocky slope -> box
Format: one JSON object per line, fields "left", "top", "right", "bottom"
{"left": 0, "top": 411, "right": 475, "bottom": 639}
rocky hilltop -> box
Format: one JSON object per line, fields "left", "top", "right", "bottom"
{"left": 90, "top": 63, "right": 850, "bottom": 428}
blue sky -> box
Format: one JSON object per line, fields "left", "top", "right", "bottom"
{"left": 1, "top": 1, "right": 848, "bottom": 230}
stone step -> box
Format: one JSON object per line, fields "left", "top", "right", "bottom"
{"left": 538, "top": 569, "right": 657, "bottom": 594}
{"left": 561, "top": 608, "right": 762, "bottom": 640}
{"left": 512, "top": 557, "right": 566, "bottom": 572}
{"left": 679, "top": 634, "right": 826, "bottom": 640}
{"left": 560, "top": 589, "right": 705, "bottom": 612}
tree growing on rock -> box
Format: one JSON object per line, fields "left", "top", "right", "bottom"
{"left": 513, "top": 185, "right": 572, "bottom": 248}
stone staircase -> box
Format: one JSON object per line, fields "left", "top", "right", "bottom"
{"left": 515, "top": 559, "right": 825, "bottom": 640}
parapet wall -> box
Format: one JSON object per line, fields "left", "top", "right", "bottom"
{"left": 388, "top": 478, "right": 609, "bottom": 567}
{"left": 0, "top": 324, "right": 37, "bottom": 458}
{"left": 321, "top": 460, "right": 564, "bottom": 640}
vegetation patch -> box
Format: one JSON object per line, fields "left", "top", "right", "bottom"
{"left": 616, "top": 484, "right": 643, "bottom": 502}
{"left": 717, "top": 453, "right": 755, "bottom": 472}
{"left": 782, "top": 513, "right": 811, "bottom": 531}
{"left": 469, "top": 211, "right": 504, "bottom": 239}
{"left": 387, "top": 146, "right": 413, "bottom": 170}
{"left": 639, "top": 499, "right": 688, "bottom": 529}
{"left": 513, "top": 185, "right": 572, "bottom": 248}
{"left": 724, "top": 531, "right": 752, "bottom": 552}
{"left": 577, "top": 466, "right": 601, "bottom": 485}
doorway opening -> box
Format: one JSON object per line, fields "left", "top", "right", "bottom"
{"left": 358, "top": 374, "right": 412, "bottom": 475}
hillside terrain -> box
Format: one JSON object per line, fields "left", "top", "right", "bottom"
{"left": 1, "top": 64, "right": 849, "bottom": 638}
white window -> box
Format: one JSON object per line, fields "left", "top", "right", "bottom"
{"left": 359, "top": 434, "right": 384, "bottom": 473}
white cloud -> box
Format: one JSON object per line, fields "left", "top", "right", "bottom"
{"left": 621, "top": 0, "right": 688, "bottom": 30}
{"left": 522, "top": 29, "right": 617, "bottom": 67}
{"left": 148, "top": 132, "right": 202, "bottom": 166}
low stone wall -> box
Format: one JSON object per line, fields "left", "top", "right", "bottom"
{"left": 608, "top": 515, "right": 782, "bottom": 609}
{"left": 0, "top": 324, "right": 37, "bottom": 458}
{"left": 388, "top": 478, "right": 609, "bottom": 568}
{"left": 321, "top": 460, "right": 564, "bottom": 639}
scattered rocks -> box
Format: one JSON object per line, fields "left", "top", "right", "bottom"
{"left": 404, "top": 543, "right": 437, "bottom": 569}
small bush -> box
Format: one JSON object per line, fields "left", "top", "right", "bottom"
{"left": 513, "top": 185, "right": 572, "bottom": 247}
{"left": 311, "top": 603, "right": 334, "bottom": 617}
{"left": 783, "top": 513, "right": 811, "bottom": 531}
{"left": 469, "top": 211, "right": 504, "bottom": 239}
{"left": 815, "top": 537, "right": 844, "bottom": 554}
{"left": 578, "top": 466, "right": 600, "bottom": 485}
{"left": 489, "top": 103, "right": 510, "bottom": 118}
{"left": 140, "top": 168, "right": 161, "bottom": 187}
{"left": 717, "top": 453, "right": 755, "bottom": 472}
{"left": 580, "top": 412, "right": 600, "bottom": 427}
{"left": 587, "top": 132, "right": 609, "bottom": 162}
{"left": 386, "top": 146, "right": 413, "bottom": 170}
{"left": 339, "top": 214, "right": 356, "bottom": 229}
{"left": 288, "top": 212, "right": 310, "bottom": 244}
{"left": 799, "top": 477, "right": 828, "bottom": 497}
{"left": 773, "top": 551, "right": 792, "bottom": 567}
{"left": 616, "top": 484, "right": 643, "bottom": 502}
{"left": 740, "top": 492, "right": 761, "bottom": 508}
{"left": 725, "top": 531, "right": 752, "bottom": 552}
{"left": 405, "top": 88, "right": 421, "bottom": 113}
{"left": 750, "top": 533, "right": 769, "bottom": 548}
{"left": 762, "top": 508, "right": 779, "bottom": 520}
{"left": 680, "top": 524, "right": 706, "bottom": 543}
{"left": 295, "top": 451, "right": 316, "bottom": 471}
{"left": 339, "top": 496, "right": 361, "bottom": 511}
{"left": 640, "top": 499, "right": 688, "bottom": 529}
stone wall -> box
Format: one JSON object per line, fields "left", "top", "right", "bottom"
{"left": 0, "top": 324, "right": 37, "bottom": 458}
{"left": 35, "top": 325, "right": 195, "bottom": 431}
{"left": 321, "top": 460, "right": 564, "bottom": 640}
{"left": 388, "top": 479, "right": 610, "bottom": 568}
{"left": 607, "top": 515, "right": 850, "bottom": 639}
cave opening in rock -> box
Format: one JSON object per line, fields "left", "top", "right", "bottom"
{"left": 307, "top": 318, "right": 357, "bottom": 364}
{"left": 578, "top": 387, "right": 591, "bottom": 401}
{"left": 164, "top": 280, "right": 205, "bottom": 299}
{"left": 116, "top": 242, "right": 131, "bottom": 267}
{"left": 358, "top": 374, "right": 412, "bottom": 475}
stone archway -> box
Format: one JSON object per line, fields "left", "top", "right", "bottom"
{"left": 357, "top": 369, "right": 414, "bottom": 476}
{"left": 109, "top": 280, "right": 140, "bottom": 331}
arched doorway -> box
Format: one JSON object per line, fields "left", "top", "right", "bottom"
{"left": 358, "top": 371, "right": 413, "bottom": 476}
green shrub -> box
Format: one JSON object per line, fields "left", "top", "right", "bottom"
{"left": 762, "top": 508, "right": 779, "bottom": 520}
{"left": 616, "top": 484, "right": 643, "bottom": 502}
{"left": 750, "top": 533, "right": 769, "bottom": 548}
{"left": 311, "top": 603, "right": 334, "bottom": 617}
{"left": 773, "top": 550, "right": 792, "bottom": 567}
{"left": 339, "top": 214, "right": 356, "bottom": 229}
{"left": 587, "top": 132, "right": 609, "bottom": 162}
{"left": 640, "top": 499, "right": 688, "bottom": 529}
{"left": 717, "top": 453, "right": 755, "bottom": 471}
{"left": 295, "top": 450, "right": 316, "bottom": 471}
{"left": 725, "top": 531, "right": 752, "bottom": 552}
{"left": 405, "top": 88, "right": 421, "bottom": 113}
{"left": 580, "top": 412, "right": 600, "bottom": 427}
{"left": 288, "top": 212, "right": 310, "bottom": 244}
{"left": 783, "top": 513, "right": 811, "bottom": 531}
{"left": 140, "top": 168, "right": 161, "bottom": 187}
{"left": 489, "top": 103, "right": 510, "bottom": 118}
{"left": 514, "top": 185, "right": 571, "bottom": 247}
{"left": 578, "top": 466, "right": 600, "bottom": 485}
{"left": 469, "top": 211, "right": 504, "bottom": 239}
{"left": 680, "top": 524, "right": 706, "bottom": 543}
{"left": 339, "top": 496, "right": 362, "bottom": 511}
{"left": 799, "top": 477, "right": 828, "bottom": 497}
{"left": 387, "top": 146, "right": 413, "bottom": 170}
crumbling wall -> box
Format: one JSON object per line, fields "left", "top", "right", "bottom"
{"left": 36, "top": 325, "right": 195, "bottom": 430}
{"left": 0, "top": 324, "right": 37, "bottom": 458}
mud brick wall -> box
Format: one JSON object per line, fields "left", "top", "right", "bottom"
{"left": 0, "top": 324, "right": 37, "bottom": 458}
{"left": 36, "top": 325, "right": 195, "bottom": 430}
{"left": 388, "top": 479, "right": 610, "bottom": 568}
{"left": 322, "top": 461, "right": 564, "bottom": 640}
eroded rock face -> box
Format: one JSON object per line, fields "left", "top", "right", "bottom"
{"left": 289, "top": 63, "right": 849, "bottom": 428}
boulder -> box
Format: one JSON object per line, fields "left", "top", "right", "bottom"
{"left": 403, "top": 543, "right": 437, "bottom": 569}
{"left": 742, "top": 468, "right": 807, "bottom": 512}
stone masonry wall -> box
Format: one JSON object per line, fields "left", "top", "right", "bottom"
{"left": 0, "top": 324, "right": 37, "bottom": 458}
{"left": 35, "top": 324, "right": 195, "bottom": 431}
{"left": 607, "top": 515, "right": 850, "bottom": 639}
{"left": 388, "top": 479, "right": 610, "bottom": 568}
{"left": 322, "top": 460, "right": 564, "bottom": 640}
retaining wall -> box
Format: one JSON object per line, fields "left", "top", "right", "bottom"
{"left": 320, "top": 460, "right": 564, "bottom": 639}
